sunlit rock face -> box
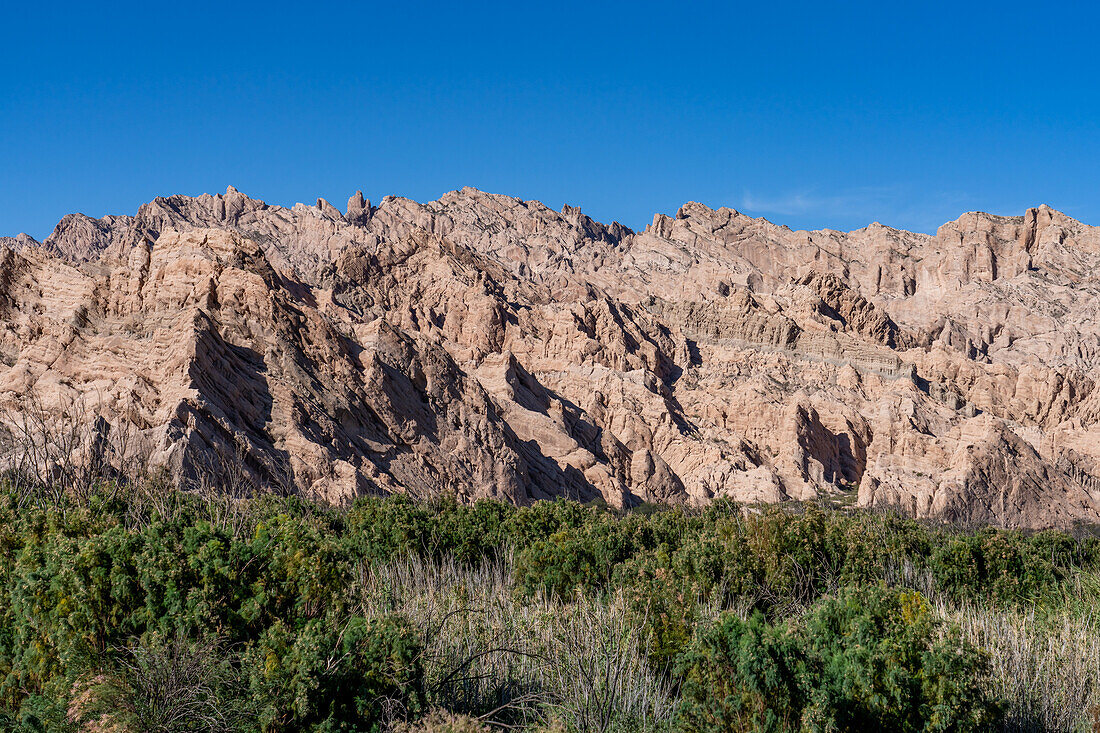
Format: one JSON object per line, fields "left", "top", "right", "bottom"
{"left": 2, "top": 187, "right": 1099, "bottom": 528}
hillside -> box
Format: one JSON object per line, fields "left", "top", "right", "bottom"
{"left": 2, "top": 187, "right": 1099, "bottom": 528}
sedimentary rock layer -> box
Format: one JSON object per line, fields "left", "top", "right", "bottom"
{"left": 2, "top": 187, "right": 1098, "bottom": 528}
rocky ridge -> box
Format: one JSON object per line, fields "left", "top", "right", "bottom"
{"left": 1, "top": 186, "right": 1098, "bottom": 528}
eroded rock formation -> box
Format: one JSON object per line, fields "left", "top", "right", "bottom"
{"left": 2, "top": 187, "right": 1098, "bottom": 528}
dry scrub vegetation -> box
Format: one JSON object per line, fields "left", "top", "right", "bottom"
{"left": 0, "top": 398, "right": 1095, "bottom": 731}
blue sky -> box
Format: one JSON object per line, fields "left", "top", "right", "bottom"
{"left": 2, "top": 1, "right": 1098, "bottom": 239}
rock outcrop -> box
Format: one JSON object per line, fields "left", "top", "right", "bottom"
{"left": 2, "top": 187, "right": 1098, "bottom": 528}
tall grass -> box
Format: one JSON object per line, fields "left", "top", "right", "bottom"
{"left": 356, "top": 553, "right": 677, "bottom": 732}
{"left": 351, "top": 553, "right": 1099, "bottom": 733}
{"left": 939, "top": 570, "right": 1100, "bottom": 733}
{"left": 952, "top": 604, "right": 1100, "bottom": 732}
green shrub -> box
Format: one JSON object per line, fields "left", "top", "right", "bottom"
{"left": 797, "top": 586, "right": 1001, "bottom": 731}
{"left": 514, "top": 529, "right": 606, "bottom": 598}
{"left": 344, "top": 495, "right": 432, "bottom": 562}
{"left": 246, "top": 613, "right": 424, "bottom": 732}
{"left": 616, "top": 551, "right": 698, "bottom": 668}
{"left": 0, "top": 479, "right": 1090, "bottom": 729}
{"left": 677, "top": 611, "right": 807, "bottom": 732}
{"left": 677, "top": 586, "right": 1002, "bottom": 733}
{"left": 426, "top": 498, "right": 512, "bottom": 563}
{"left": 930, "top": 530, "right": 1061, "bottom": 604}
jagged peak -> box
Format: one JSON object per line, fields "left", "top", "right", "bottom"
{"left": 13, "top": 185, "right": 1093, "bottom": 249}
{"left": 936, "top": 205, "right": 1086, "bottom": 233}
{"left": 659, "top": 201, "right": 794, "bottom": 237}
{"left": 344, "top": 190, "right": 372, "bottom": 225}
{"left": 661, "top": 200, "right": 1090, "bottom": 242}
{"left": 1025, "top": 204, "right": 1085, "bottom": 228}
{"left": 438, "top": 186, "right": 542, "bottom": 209}
{"left": 419, "top": 187, "right": 633, "bottom": 240}
{"left": 847, "top": 220, "right": 922, "bottom": 239}
{"left": 0, "top": 233, "right": 39, "bottom": 251}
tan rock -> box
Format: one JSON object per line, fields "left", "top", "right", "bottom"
{"left": 3, "top": 188, "right": 1099, "bottom": 527}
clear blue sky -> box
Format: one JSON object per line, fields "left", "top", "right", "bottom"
{"left": 3, "top": 1, "right": 1098, "bottom": 240}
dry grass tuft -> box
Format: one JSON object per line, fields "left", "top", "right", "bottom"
{"left": 357, "top": 554, "right": 677, "bottom": 733}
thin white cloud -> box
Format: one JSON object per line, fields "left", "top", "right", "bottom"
{"left": 738, "top": 186, "right": 978, "bottom": 233}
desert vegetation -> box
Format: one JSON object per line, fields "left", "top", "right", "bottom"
{"left": 0, "top": 467, "right": 1094, "bottom": 732}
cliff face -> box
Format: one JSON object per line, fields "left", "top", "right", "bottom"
{"left": 2, "top": 187, "right": 1098, "bottom": 528}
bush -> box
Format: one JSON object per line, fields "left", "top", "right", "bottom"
{"left": 797, "top": 587, "right": 1001, "bottom": 731}
{"left": 246, "top": 613, "right": 424, "bottom": 732}
{"left": 69, "top": 633, "right": 253, "bottom": 732}
{"left": 930, "top": 531, "right": 1061, "bottom": 604}
{"left": 0, "top": 479, "right": 1091, "bottom": 729}
{"left": 615, "top": 551, "right": 698, "bottom": 668}
{"left": 514, "top": 529, "right": 606, "bottom": 599}
{"left": 677, "top": 586, "right": 1002, "bottom": 733}
{"left": 677, "top": 612, "right": 806, "bottom": 732}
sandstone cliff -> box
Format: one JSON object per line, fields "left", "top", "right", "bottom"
{"left": 2, "top": 187, "right": 1098, "bottom": 528}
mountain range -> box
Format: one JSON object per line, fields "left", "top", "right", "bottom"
{"left": 2, "top": 186, "right": 1098, "bottom": 528}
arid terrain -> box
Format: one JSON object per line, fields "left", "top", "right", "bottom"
{"left": 2, "top": 187, "right": 1099, "bottom": 528}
